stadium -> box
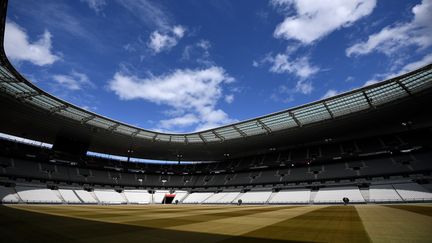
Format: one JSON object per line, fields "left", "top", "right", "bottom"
{"left": 1, "top": 0, "right": 432, "bottom": 242}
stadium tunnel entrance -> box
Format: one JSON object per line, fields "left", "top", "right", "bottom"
{"left": 163, "top": 193, "right": 176, "bottom": 204}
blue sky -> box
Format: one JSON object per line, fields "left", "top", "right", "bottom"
{"left": 4, "top": 0, "right": 432, "bottom": 133}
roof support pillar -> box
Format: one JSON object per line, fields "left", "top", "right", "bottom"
{"left": 212, "top": 130, "right": 225, "bottom": 142}
{"left": 323, "top": 102, "right": 334, "bottom": 119}
{"left": 131, "top": 130, "right": 140, "bottom": 137}
{"left": 198, "top": 133, "right": 207, "bottom": 143}
{"left": 395, "top": 79, "right": 412, "bottom": 96}
{"left": 256, "top": 119, "right": 272, "bottom": 134}
{"left": 232, "top": 125, "right": 247, "bottom": 138}
{"left": 108, "top": 124, "right": 120, "bottom": 131}
{"left": 81, "top": 115, "right": 95, "bottom": 124}
{"left": 49, "top": 105, "right": 68, "bottom": 114}
{"left": 288, "top": 111, "right": 302, "bottom": 127}
{"left": 362, "top": 91, "right": 375, "bottom": 109}
{"left": 15, "top": 92, "right": 39, "bottom": 100}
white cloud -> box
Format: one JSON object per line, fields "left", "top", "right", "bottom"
{"left": 272, "top": 0, "right": 376, "bottom": 44}
{"left": 347, "top": 0, "right": 432, "bottom": 56}
{"left": 269, "top": 53, "right": 319, "bottom": 79}
{"left": 363, "top": 80, "right": 378, "bottom": 87}
{"left": 224, "top": 94, "right": 234, "bottom": 104}
{"left": 295, "top": 80, "right": 313, "bottom": 94}
{"left": 197, "top": 40, "right": 211, "bottom": 50}
{"left": 52, "top": 71, "right": 94, "bottom": 91}
{"left": 81, "top": 0, "right": 106, "bottom": 14}
{"left": 182, "top": 40, "right": 213, "bottom": 66}
{"left": 258, "top": 53, "right": 318, "bottom": 97}
{"left": 108, "top": 66, "right": 236, "bottom": 131}
{"left": 401, "top": 53, "right": 432, "bottom": 72}
{"left": 363, "top": 53, "right": 432, "bottom": 86}
{"left": 4, "top": 21, "right": 60, "bottom": 66}
{"left": 159, "top": 113, "right": 199, "bottom": 130}
{"left": 148, "top": 25, "right": 186, "bottom": 53}
{"left": 116, "top": 0, "right": 171, "bottom": 30}
{"left": 172, "top": 25, "right": 185, "bottom": 38}
{"left": 321, "top": 89, "right": 339, "bottom": 99}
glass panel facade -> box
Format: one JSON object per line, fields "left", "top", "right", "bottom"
{"left": 326, "top": 92, "right": 370, "bottom": 117}
{"left": 293, "top": 103, "right": 331, "bottom": 125}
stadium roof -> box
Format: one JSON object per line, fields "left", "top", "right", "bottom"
{"left": 0, "top": 1, "right": 432, "bottom": 161}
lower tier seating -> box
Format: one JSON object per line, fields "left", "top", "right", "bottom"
{"left": 269, "top": 189, "right": 311, "bottom": 204}
{"left": 313, "top": 186, "right": 365, "bottom": 203}
{"left": 1, "top": 180, "right": 431, "bottom": 205}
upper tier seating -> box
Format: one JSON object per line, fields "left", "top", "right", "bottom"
{"left": 269, "top": 189, "right": 311, "bottom": 204}
{"left": 1, "top": 149, "right": 431, "bottom": 188}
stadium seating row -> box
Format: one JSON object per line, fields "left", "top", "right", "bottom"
{"left": 1, "top": 151, "right": 430, "bottom": 188}
{"left": 2, "top": 182, "right": 431, "bottom": 204}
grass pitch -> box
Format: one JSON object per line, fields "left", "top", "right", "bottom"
{"left": 0, "top": 204, "right": 431, "bottom": 242}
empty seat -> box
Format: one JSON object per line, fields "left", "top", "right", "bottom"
{"left": 74, "top": 190, "right": 98, "bottom": 203}
{"left": 369, "top": 185, "right": 402, "bottom": 202}
{"left": 124, "top": 190, "right": 151, "bottom": 204}
{"left": 94, "top": 189, "right": 125, "bottom": 204}
{"left": 182, "top": 192, "right": 214, "bottom": 204}
{"left": 172, "top": 191, "right": 188, "bottom": 203}
{"left": 269, "top": 189, "right": 311, "bottom": 204}
{"left": 393, "top": 183, "right": 432, "bottom": 201}
{"left": 16, "top": 186, "right": 62, "bottom": 203}
{"left": 59, "top": 189, "right": 81, "bottom": 203}
{"left": 237, "top": 191, "right": 272, "bottom": 204}
{"left": 153, "top": 190, "right": 169, "bottom": 204}
{"left": 0, "top": 185, "right": 20, "bottom": 203}
{"left": 313, "top": 186, "right": 365, "bottom": 203}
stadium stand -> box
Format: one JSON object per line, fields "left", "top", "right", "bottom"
{"left": 369, "top": 184, "right": 403, "bottom": 202}
{"left": 0, "top": 185, "right": 20, "bottom": 203}
{"left": 153, "top": 190, "right": 170, "bottom": 203}
{"left": 16, "top": 186, "right": 62, "bottom": 204}
{"left": 0, "top": 5, "right": 431, "bottom": 206}
{"left": 172, "top": 190, "right": 188, "bottom": 203}
{"left": 74, "top": 190, "right": 98, "bottom": 204}
{"left": 393, "top": 183, "right": 432, "bottom": 201}
{"left": 268, "top": 189, "right": 311, "bottom": 204}
{"left": 58, "top": 189, "right": 82, "bottom": 203}
{"left": 313, "top": 186, "right": 365, "bottom": 203}
{"left": 237, "top": 191, "right": 272, "bottom": 204}
{"left": 203, "top": 191, "right": 240, "bottom": 204}
{"left": 217, "top": 192, "right": 241, "bottom": 204}
{"left": 182, "top": 192, "right": 214, "bottom": 204}
{"left": 124, "top": 190, "right": 151, "bottom": 204}
{"left": 93, "top": 189, "right": 126, "bottom": 204}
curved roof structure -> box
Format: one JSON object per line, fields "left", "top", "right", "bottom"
{"left": 0, "top": 1, "right": 432, "bottom": 161}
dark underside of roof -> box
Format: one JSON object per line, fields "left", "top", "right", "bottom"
{"left": 1, "top": 89, "right": 431, "bottom": 161}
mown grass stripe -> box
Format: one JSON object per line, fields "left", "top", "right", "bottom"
{"left": 123, "top": 206, "right": 300, "bottom": 228}
{"left": 383, "top": 205, "right": 432, "bottom": 217}
{"left": 222, "top": 206, "right": 371, "bottom": 243}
